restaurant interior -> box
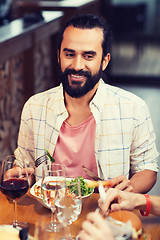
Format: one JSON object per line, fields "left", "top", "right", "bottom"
{"left": 0, "top": 0, "right": 160, "bottom": 236}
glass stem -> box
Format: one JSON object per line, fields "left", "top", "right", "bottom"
{"left": 50, "top": 207, "right": 56, "bottom": 225}
{"left": 13, "top": 200, "right": 18, "bottom": 227}
{"left": 54, "top": 208, "right": 57, "bottom": 223}
{"left": 50, "top": 208, "right": 54, "bottom": 225}
{"left": 65, "top": 224, "right": 72, "bottom": 240}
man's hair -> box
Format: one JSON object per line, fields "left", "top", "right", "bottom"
{"left": 58, "top": 14, "right": 112, "bottom": 59}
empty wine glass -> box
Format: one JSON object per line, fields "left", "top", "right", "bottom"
{"left": 55, "top": 178, "right": 82, "bottom": 240}
{"left": 41, "top": 162, "right": 66, "bottom": 232}
{"left": 0, "top": 155, "right": 29, "bottom": 228}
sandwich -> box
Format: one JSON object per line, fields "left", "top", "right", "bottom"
{"left": 108, "top": 210, "right": 143, "bottom": 239}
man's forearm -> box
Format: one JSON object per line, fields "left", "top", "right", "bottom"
{"left": 130, "top": 170, "right": 157, "bottom": 193}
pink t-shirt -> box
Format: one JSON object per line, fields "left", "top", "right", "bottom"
{"left": 53, "top": 115, "right": 98, "bottom": 179}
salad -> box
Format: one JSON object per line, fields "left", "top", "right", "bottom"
{"left": 66, "top": 176, "right": 94, "bottom": 197}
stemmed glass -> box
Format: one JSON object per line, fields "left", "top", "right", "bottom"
{"left": 41, "top": 162, "right": 66, "bottom": 232}
{"left": 0, "top": 155, "right": 29, "bottom": 228}
{"left": 55, "top": 179, "right": 82, "bottom": 240}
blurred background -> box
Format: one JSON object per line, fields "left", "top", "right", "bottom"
{"left": 0, "top": 0, "right": 160, "bottom": 195}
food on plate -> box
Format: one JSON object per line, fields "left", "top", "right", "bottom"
{"left": 109, "top": 210, "right": 142, "bottom": 239}
{"left": 66, "top": 177, "right": 94, "bottom": 197}
{"left": 33, "top": 177, "right": 94, "bottom": 200}
{"left": 34, "top": 184, "right": 41, "bottom": 198}
{"left": 86, "top": 180, "right": 112, "bottom": 188}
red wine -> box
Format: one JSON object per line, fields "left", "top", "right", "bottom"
{"left": 0, "top": 178, "right": 29, "bottom": 200}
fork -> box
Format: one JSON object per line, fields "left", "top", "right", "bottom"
{"left": 35, "top": 154, "right": 48, "bottom": 168}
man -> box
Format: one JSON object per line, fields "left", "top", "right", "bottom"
{"left": 14, "top": 14, "right": 159, "bottom": 192}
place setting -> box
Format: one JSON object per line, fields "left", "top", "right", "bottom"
{"left": 0, "top": 153, "right": 95, "bottom": 239}
{"left": 30, "top": 155, "right": 95, "bottom": 239}
{"left": 0, "top": 154, "right": 33, "bottom": 240}
{"left": 0, "top": 153, "right": 154, "bottom": 240}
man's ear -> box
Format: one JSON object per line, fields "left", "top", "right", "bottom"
{"left": 102, "top": 53, "right": 110, "bottom": 71}
{"left": 57, "top": 50, "right": 60, "bottom": 63}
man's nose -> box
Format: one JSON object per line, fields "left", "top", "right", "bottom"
{"left": 71, "top": 56, "right": 85, "bottom": 71}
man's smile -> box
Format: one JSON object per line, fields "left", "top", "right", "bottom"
{"left": 69, "top": 74, "right": 86, "bottom": 83}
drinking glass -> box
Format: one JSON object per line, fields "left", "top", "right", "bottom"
{"left": 0, "top": 155, "right": 29, "bottom": 228}
{"left": 55, "top": 179, "right": 82, "bottom": 240}
{"left": 41, "top": 162, "right": 66, "bottom": 232}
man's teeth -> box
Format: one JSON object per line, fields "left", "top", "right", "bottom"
{"left": 71, "top": 74, "right": 83, "bottom": 78}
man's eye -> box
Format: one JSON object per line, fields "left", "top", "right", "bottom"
{"left": 84, "top": 55, "right": 94, "bottom": 60}
{"left": 65, "top": 53, "right": 74, "bottom": 58}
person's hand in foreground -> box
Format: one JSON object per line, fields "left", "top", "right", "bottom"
{"left": 99, "top": 188, "right": 160, "bottom": 216}
{"left": 79, "top": 212, "right": 114, "bottom": 240}
{"left": 99, "top": 188, "right": 146, "bottom": 213}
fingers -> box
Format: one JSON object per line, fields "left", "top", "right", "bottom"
{"left": 79, "top": 230, "right": 94, "bottom": 240}
{"left": 99, "top": 187, "right": 137, "bottom": 213}
{"left": 99, "top": 188, "right": 119, "bottom": 212}
{"left": 16, "top": 167, "right": 34, "bottom": 177}
{"left": 109, "top": 175, "right": 133, "bottom": 192}
{"left": 124, "top": 184, "right": 133, "bottom": 192}
{"left": 115, "top": 179, "right": 133, "bottom": 192}
{"left": 110, "top": 175, "right": 126, "bottom": 187}
{"left": 4, "top": 167, "right": 22, "bottom": 179}
{"left": 27, "top": 168, "right": 34, "bottom": 175}
{"left": 4, "top": 167, "right": 34, "bottom": 180}
{"left": 79, "top": 212, "right": 114, "bottom": 240}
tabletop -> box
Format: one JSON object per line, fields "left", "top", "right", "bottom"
{"left": 0, "top": 190, "right": 98, "bottom": 239}
{"left": 0, "top": 191, "right": 160, "bottom": 239}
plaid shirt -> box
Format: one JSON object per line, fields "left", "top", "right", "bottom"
{"left": 15, "top": 79, "right": 159, "bottom": 180}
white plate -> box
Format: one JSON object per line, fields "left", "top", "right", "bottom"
{"left": 30, "top": 177, "right": 94, "bottom": 209}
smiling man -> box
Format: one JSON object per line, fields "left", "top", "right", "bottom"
{"left": 58, "top": 25, "right": 109, "bottom": 99}
{"left": 14, "top": 14, "right": 159, "bottom": 193}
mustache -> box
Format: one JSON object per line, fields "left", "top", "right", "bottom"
{"left": 64, "top": 68, "right": 92, "bottom": 77}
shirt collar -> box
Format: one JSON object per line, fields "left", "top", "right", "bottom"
{"left": 90, "top": 78, "right": 106, "bottom": 112}
{"left": 54, "top": 79, "right": 106, "bottom": 115}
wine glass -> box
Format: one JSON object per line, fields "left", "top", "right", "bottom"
{"left": 0, "top": 155, "right": 29, "bottom": 228}
{"left": 41, "top": 162, "right": 66, "bottom": 232}
{"left": 55, "top": 178, "right": 82, "bottom": 240}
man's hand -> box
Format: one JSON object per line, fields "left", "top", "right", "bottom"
{"left": 79, "top": 212, "right": 114, "bottom": 240}
{"left": 4, "top": 166, "right": 34, "bottom": 186}
{"left": 109, "top": 175, "right": 133, "bottom": 192}
{"left": 4, "top": 167, "right": 34, "bottom": 179}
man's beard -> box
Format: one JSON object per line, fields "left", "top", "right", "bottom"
{"left": 58, "top": 64, "right": 103, "bottom": 98}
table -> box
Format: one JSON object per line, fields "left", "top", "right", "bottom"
{"left": 0, "top": 191, "right": 160, "bottom": 239}
{"left": 0, "top": 191, "right": 98, "bottom": 238}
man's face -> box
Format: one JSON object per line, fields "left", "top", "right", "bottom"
{"left": 58, "top": 26, "right": 109, "bottom": 98}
